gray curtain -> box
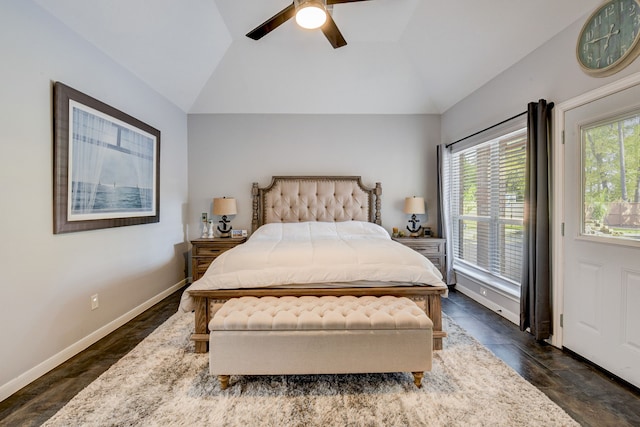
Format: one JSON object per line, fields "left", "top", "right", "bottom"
{"left": 520, "top": 99, "right": 553, "bottom": 340}
{"left": 437, "top": 144, "right": 455, "bottom": 285}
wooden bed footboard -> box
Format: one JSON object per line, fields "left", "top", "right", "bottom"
{"left": 190, "top": 177, "right": 447, "bottom": 353}
{"left": 188, "top": 286, "right": 448, "bottom": 353}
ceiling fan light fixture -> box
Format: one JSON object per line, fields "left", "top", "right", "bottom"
{"left": 295, "top": 0, "right": 327, "bottom": 30}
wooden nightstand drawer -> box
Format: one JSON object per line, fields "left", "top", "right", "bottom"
{"left": 392, "top": 237, "right": 446, "bottom": 279}
{"left": 427, "top": 256, "right": 443, "bottom": 270}
{"left": 190, "top": 237, "right": 247, "bottom": 282}
{"left": 193, "top": 245, "right": 226, "bottom": 257}
{"left": 193, "top": 257, "right": 214, "bottom": 277}
{"left": 410, "top": 241, "right": 444, "bottom": 256}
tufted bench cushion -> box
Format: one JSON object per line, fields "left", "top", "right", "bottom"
{"left": 209, "top": 295, "right": 433, "bottom": 389}
{"left": 209, "top": 295, "right": 431, "bottom": 331}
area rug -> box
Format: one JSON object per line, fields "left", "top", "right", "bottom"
{"left": 43, "top": 312, "right": 578, "bottom": 427}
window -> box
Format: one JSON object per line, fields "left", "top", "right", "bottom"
{"left": 449, "top": 127, "right": 527, "bottom": 293}
{"left": 581, "top": 110, "right": 640, "bottom": 242}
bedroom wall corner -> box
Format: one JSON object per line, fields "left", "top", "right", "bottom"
{"left": 0, "top": 1, "right": 189, "bottom": 401}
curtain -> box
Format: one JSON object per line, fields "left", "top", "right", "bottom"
{"left": 520, "top": 99, "right": 553, "bottom": 340}
{"left": 122, "top": 127, "right": 155, "bottom": 211}
{"left": 437, "top": 144, "right": 455, "bottom": 285}
{"left": 70, "top": 106, "right": 112, "bottom": 215}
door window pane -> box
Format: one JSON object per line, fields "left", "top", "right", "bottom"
{"left": 581, "top": 111, "right": 640, "bottom": 241}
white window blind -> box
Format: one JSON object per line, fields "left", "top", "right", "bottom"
{"left": 450, "top": 127, "right": 527, "bottom": 288}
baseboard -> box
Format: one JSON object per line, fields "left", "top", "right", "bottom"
{"left": 0, "top": 280, "right": 186, "bottom": 402}
{"left": 455, "top": 282, "right": 520, "bottom": 325}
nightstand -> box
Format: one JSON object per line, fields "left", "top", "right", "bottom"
{"left": 190, "top": 237, "right": 247, "bottom": 281}
{"left": 392, "top": 237, "right": 446, "bottom": 278}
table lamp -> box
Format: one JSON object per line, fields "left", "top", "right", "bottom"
{"left": 404, "top": 196, "right": 425, "bottom": 237}
{"left": 213, "top": 197, "right": 237, "bottom": 238}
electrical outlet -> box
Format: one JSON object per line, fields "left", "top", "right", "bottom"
{"left": 91, "top": 294, "right": 99, "bottom": 310}
{"left": 480, "top": 288, "right": 488, "bottom": 297}
{"left": 201, "top": 212, "right": 208, "bottom": 222}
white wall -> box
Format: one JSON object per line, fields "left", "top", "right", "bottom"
{"left": 440, "top": 14, "right": 640, "bottom": 317}
{"left": 0, "top": 1, "right": 189, "bottom": 400}
{"left": 188, "top": 114, "right": 440, "bottom": 240}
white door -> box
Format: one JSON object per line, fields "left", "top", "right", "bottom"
{"left": 563, "top": 83, "right": 640, "bottom": 389}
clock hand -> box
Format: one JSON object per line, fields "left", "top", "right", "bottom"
{"left": 588, "top": 24, "right": 620, "bottom": 49}
{"left": 604, "top": 24, "right": 620, "bottom": 51}
{"left": 588, "top": 35, "right": 610, "bottom": 44}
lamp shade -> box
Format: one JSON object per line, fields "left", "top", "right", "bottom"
{"left": 213, "top": 197, "right": 237, "bottom": 216}
{"left": 404, "top": 196, "right": 425, "bottom": 215}
{"left": 295, "top": 0, "right": 327, "bottom": 29}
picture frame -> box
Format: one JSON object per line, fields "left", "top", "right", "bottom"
{"left": 231, "top": 229, "right": 243, "bottom": 238}
{"left": 53, "top": 82, "right": 160, "bottom": 234}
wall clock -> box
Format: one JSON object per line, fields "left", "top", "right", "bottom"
{"left": 577, "top": 0, "right": 640, "bottom": 77}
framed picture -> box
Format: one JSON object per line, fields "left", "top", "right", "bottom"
{"left": 231, "top": 229, "right": 243, "bottom": 238}
{"left": 53, "top": 82, "right": 160, "bottom": 233}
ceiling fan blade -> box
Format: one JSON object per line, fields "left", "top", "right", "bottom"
{"left": 321, "top": 13, "right": 347, "bottom": 48}
{"left": 246, "top": 3, "right": 296, "bottom": 40}
{"left": 327, "top": 0, "right": 371, "bottom": 4}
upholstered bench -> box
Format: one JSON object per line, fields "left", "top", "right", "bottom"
{"left": 209, "top": 295, "right": 433, "bottom": 389}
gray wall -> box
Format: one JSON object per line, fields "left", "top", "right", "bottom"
{"left": 188, "top": 114, "right": 441, "bottom": 239}
{"left": 440, "top": 14, "right": 640, "bottom": 320}
{"left": 442, "top": 16, "right": 640, "bottom": 143}
{"left": 0, "top": 1, "right": 189, "bottom": 399}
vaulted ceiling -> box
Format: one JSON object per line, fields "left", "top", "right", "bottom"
{"left": 35, "top": 0, "right": 601, "bottom": 114}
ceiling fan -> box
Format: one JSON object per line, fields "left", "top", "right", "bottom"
{"left": 246, "top": 0, "right": 371, "bottom": 49}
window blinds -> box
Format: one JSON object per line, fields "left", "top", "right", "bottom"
{"left": 450, "top": 127, "right": 527, "bottom": 286}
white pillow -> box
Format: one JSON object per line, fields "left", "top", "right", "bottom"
{"left": 249, "top": 221, "right": 390, "bottom": 242}
{"left": 334, "top": 220, "right": 390, "bottom": 240}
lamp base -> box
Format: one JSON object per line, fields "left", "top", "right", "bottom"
{"left": 407, "top": 215, "right": 422, "bottom": 237}
{"left": 406, "top": 214, "right": 422, "bottom": 237}
{"left": 217, "top": 215, "right": 233, "bottom": 238}
{"left": 217, "top": 222, "right": 232, "bottom": 238}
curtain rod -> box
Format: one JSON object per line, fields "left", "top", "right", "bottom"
{"left": 445, "top": 110, "right": 526, "bottom": 149}
{"left": 445, "top": 102, "right": 555, "bottom": 149}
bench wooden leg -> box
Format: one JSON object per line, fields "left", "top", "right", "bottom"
{"left": 193, "top": 297, "right": 210, "bottom": 353}
{"left": 425, "top": 295, "right": 445, "bottom": 350}
{"left": 412, "top": 371, "right": 424, "bottom": 388}
{"left": 218, "top": 375, "right": 230, "bottom": 390}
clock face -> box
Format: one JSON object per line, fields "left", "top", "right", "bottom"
{"left": 577, "top": 0, "right": 640, "bottom": 76}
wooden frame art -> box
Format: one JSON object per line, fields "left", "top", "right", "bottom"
{"left": 53, "top": 82, "right": 160, "bottom": 233}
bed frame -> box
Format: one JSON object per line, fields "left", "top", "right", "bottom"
{"left": 189, "top": 176, "right": 448, "bottom": 352}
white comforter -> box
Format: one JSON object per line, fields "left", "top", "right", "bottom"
{"left": 179, "top": 221, "right": 444, "bottom": 312}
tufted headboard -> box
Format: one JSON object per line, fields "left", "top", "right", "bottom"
{"left": 251, "top": 176, "right": 382, "bottom": 232}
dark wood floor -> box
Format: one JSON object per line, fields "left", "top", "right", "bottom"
{"left": 0, "top": 289, "right": 183, "bottom": 427}
{"left": 1, "top": 287, "right": 639, "bottom": 426}
{"left": 442, "top": 291, "right": 640, "bottom": 427}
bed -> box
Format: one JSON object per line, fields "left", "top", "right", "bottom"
{"left": 180, "top": 176, "right": 448, "bottom": 352}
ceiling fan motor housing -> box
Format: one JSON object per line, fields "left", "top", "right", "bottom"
{"left": 294, "top": 0, "right": 327, "bottom": 9}
{"left": 294, "top": 0, "right": 327, "bottom": 29}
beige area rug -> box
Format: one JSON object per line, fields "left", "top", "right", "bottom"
{"left": 43, "top": 312, "right": 578, "bottom": 427}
